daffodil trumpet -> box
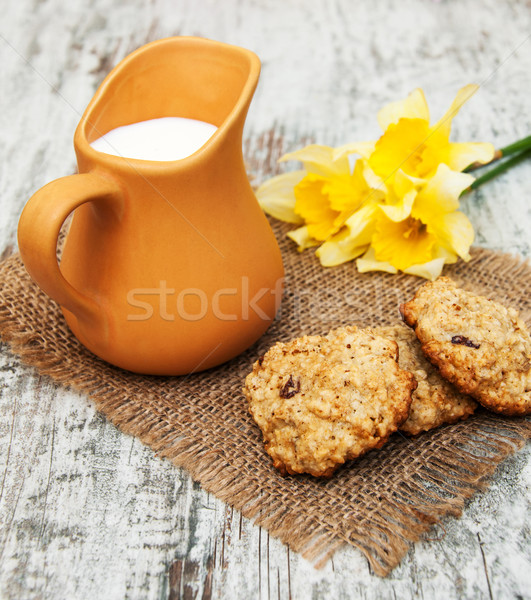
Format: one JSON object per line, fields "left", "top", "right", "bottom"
{"left": 257, "top": 85, "right": 526, "bottom": 280}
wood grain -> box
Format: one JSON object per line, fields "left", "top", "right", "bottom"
{"left": 1, "top": 0, "right": 530, "bottom": 598}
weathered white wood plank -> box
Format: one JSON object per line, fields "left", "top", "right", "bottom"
{"left": 1, "top": 0, "right": 530, "bottom": 599}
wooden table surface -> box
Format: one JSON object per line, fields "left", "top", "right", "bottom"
{"left": 1, "top": 1, "right": 530, "bottom": 598}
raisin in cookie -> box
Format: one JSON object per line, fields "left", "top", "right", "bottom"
{"left": 375, "top": 325, "right": 477, "bottom": 435}
{"left": 400, "top": 277, "right": 531, "bottom": 416}
{"left": 244, "top": 326, "right": 417, "bottom": 477}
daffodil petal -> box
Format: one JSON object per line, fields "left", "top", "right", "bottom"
{"left": 287, "top": 226, "right": 320, "bottom": 251}
{"left": 394, "top": 168, "right": 425, "bottom": 190}
{"left": 446, "top": 142, "right": 496, "bottom": 172}
{"left": 344, "top": 203, "right": 379, "bottom": 243}
{"left": 403, "top": 257, "right": 446, "bottom": 281}
{"left": 280, "top": 144, "right": 349, "bottom": 176}
{"left": 379, "top": 189, "right": 416, "bottom": 222}
{"left": 316, "top": 238, "right": 368, "bottom": 266}
{"left": 315, "top": 203, "right": 379, "bottom": 266}
{"left": 433, "top": 244, "right": 458, "bottom": 264}
{"left": 432, "top": 211, "right": 474, "bottom": 260}
{"left": 280, "top": 144, "right": 332, "bottom": 164}
{"left": 356, "top": 247, "right": 398, "bottom": 274}
{"left": 361, "top": 161, "right": 387, "bottom": 191}
{"left": 393, "top": 169, "right": 416, "bottom": 198}
{"left": 377, "top": 89, "right": 430, "bottom": 131}
{"left": 432, "top": 84, "right": 478, "bottom": 139}
{"left": 256, "top": 170, "right": 305, "bottom": 223}
{"left": 413, "top": 163, "right": 474, "bottom": 221}
{"left": 333, "top": 142, "right": 376, "bottom": 161}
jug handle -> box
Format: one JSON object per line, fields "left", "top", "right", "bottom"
{"left": 17, "top": 172, "right": 123, "bottom": 324}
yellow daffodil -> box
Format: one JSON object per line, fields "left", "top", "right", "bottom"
{"left": 358, "top": 164, "right": 475, "bottom": 279}
{"left": 256, "top": 144, "right": 344, "bottom": 224}
{"left": 339, "top": 84, "right": 495, "bottom": 180}
{"left": 256, "top": 84, "right": 501, "bottom": 280}
{"left": 335, "top": 85, "right": 494, "bottom": 278}
{"left": 257, "top": 145, "right": 383, "bottom": 252}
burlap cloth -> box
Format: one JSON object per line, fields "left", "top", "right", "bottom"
{"left": 0, "top": 221, "right": 530, "bottom": 576}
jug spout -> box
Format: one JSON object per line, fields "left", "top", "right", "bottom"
{"left": 77, "top": 37, "right": 261, "bottom": 162}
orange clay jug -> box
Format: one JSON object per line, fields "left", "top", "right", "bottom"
{"left": 17, "top": 37, "right": 284, "bottom": 375}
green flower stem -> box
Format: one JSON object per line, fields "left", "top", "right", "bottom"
{"left": 499, "top": 134, "right": 531, "bottom": 157}
{"left": 465, "top": 134, "right": 531, "bottom": 172}
{"left": 461, "top": 147, "right": 531, "bottom": 196}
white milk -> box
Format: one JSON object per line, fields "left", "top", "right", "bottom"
{"left": 90, "top": 117, "right": 218, "bottom": 161}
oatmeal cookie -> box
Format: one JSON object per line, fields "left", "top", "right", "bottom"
{"left": 244, "top": 326, "right": 417, "bottom": 477}
{"left": 375, "top": 325, "right": 477, "bottom": 435}
{"left": 400, "top": 277, "right": 531, "bottom": 416}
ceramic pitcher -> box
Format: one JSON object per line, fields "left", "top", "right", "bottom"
{"left": 18, "top": 37, "right": 284, "bottom": 375}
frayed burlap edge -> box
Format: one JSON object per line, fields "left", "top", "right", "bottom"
{"left": 0, "top": 245, "right": 530, "bottom": 577}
